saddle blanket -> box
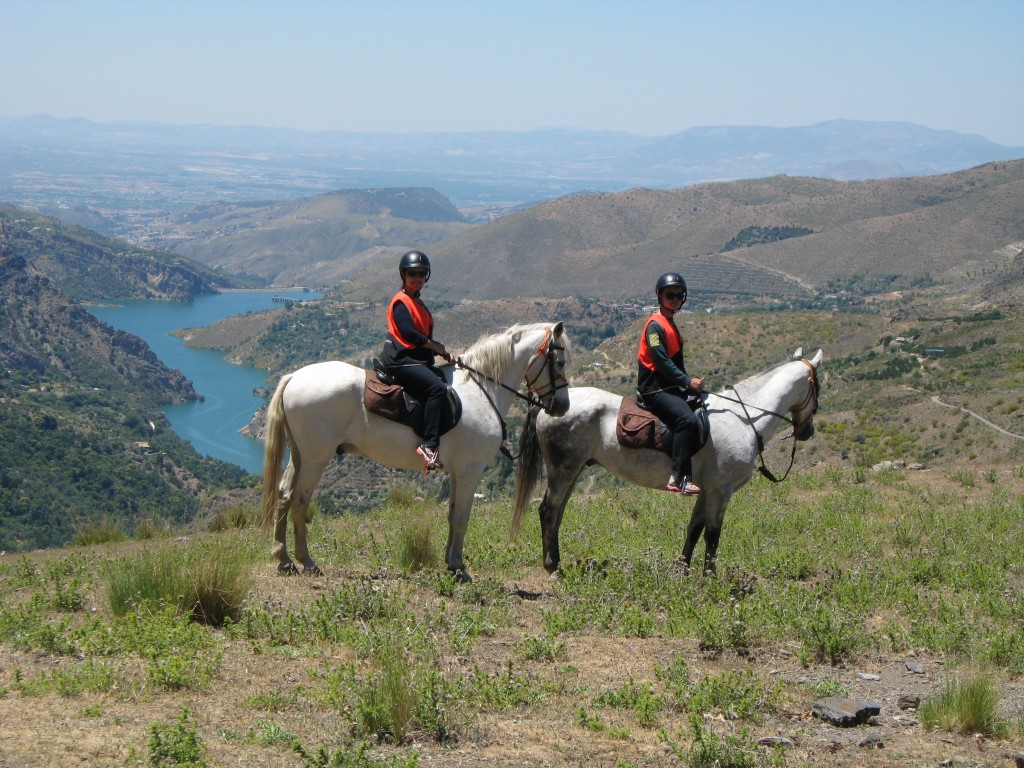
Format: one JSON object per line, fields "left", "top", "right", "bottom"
{"left": 615, "top": 395, "right": 709, "bottom": 455}
{"left": 363, "top": 369, "right": 462, "bottom": 439}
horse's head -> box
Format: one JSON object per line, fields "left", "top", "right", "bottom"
{"left": 523, "top": 321, "right": 571, "bottom": 416}
{"left": 790, "top": 348, "right": 823, "bottom": 441}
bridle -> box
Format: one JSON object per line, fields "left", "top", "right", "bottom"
{"left": 713, "top": 357, "right": 820, "bottom": 483}
{"left": 522, "top": 327, "right": 570, "bottom": 410}
{"left": 789, "top": 358, "right": 820, "bottom": 438}
{"left": 454, "top": 326, "right": 568, "bottom": 459}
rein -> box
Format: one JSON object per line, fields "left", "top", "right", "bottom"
{"left": 710, "top": 358, "right": 819, "bottom": 483}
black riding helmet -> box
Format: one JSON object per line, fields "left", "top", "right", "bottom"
{"left": 655, "top": 272, "right": 687, "bottom": 304}
{"left": 399, "top": 250, "right": 431, "bottom": 282}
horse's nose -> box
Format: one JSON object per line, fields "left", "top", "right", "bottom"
{"left": 547, "top": 398, "right": 570, "bottom": 417}
{"left": 796, "top": 422, "right": 815, "bottom": 441}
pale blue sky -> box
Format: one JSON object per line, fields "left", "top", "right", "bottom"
{"left": 4, "top": 0, "right": 1023, "bottom": 146}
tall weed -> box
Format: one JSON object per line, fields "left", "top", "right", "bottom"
{"left": 920, "top": 671, "right": 1008, "bottom": 736}
{"left": 104, "top": 537, "right": 252, "bottom": 626}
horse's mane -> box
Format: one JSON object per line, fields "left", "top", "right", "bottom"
{"left": 459, "top": 322, "right": 572, "bottom": 380}
{"left": 722, "top": 355, "right": 803, "bottom": 396}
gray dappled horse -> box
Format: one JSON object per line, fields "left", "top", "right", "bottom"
{"left": 512, "top": 348, "right": 822, "bottom": 576}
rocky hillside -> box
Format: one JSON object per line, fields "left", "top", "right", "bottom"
{"left": 0, "top": 206, "right": 232, "bottom": 302}
{"left": 981, "top": 241, "right": 1024, "bottom": 307}
{"left": 0, "top": 237, "right": 197, "bottom": 403}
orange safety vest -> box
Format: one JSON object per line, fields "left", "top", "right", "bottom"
{"left": 637, "top": 312, "right": 682, "bottom": 371}
{"left": 386, "top": 290, "right": 433, "bottom": 349}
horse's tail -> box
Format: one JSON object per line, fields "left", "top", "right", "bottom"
{"left": 261, "top": 373, "right": 293, "bottom": 531}
{"left": 511, "top": 405, "right": 544, "bottom": 539}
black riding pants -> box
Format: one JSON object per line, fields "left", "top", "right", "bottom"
{"left": 388, "top": 363, "right": 447, "bottom": 448}
{"left": 643, "top": 390, "right": 699, "bottom": 480}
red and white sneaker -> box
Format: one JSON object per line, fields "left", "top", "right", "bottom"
{"left": 416, "top": 444, "right": 444, "bottom": 473}
{"left": 666, "top": 477, "right": 701, "bottom": 495}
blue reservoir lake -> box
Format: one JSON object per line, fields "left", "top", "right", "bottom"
{"left": 88, "top": 290, "right": 319, "bottom": 475}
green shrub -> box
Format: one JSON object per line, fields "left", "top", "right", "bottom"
{"left": 292, "top": 738, "right": 419, "bottom": 768}
{"left": 208, "top": 504, "right": 259, "bottom": 531}
{"left": 147, "top": 708, "right": 206, "bottom": 767}
{"left": 662, "top": 714, "right": 764, "bottom": 768}
{"left": 72, "top": 518, "right": 127, "bottom": 547}
{"left": 517, "top": 634, "right": 566, "bottom": 662}
{"left": 355, "top": 642, "right": 417, "bottom": 744}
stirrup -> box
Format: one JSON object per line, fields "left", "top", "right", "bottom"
{"left": 416, "top": 444, "right": 444, "bottom": 472}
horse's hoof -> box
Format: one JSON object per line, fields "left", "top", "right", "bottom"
{"left": 277, "top": 562, "right": 300, "bottom": 576}
{"left": 547, "top": 570, "right": 561, "bottom": 582}
{"left": 303, "top": 563, "right": 324, "bottom": 577}
{"left": 452, "top": 569, "right": 473, "bottom": 584}
{"left": 671, "top": 556, "right": 692, "bottom": 577}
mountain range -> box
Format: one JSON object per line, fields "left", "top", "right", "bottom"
{"left": 2, "top": 115, "right": 1021, "bottom": 232}
{"left": 118, "top": 161, "right": 1024, "bottom": 304}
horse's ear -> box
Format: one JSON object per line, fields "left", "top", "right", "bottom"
{"left": 792, "top": 347, "right": 803, "bottom": 359}
{"left": 553, "top": 321, "right": 564, "bottom": 337}
{"left": 810, "top": 349, "right": 824, "bottom": 367}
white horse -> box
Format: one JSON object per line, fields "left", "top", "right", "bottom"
{"left": 263, "top": 321, "right": 571, "bottom": 581}
{"left": 512, "top": 348, "right": 822, "bottom": 576}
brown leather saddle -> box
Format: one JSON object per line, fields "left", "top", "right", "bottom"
{"left": 363, "top": 364, "right": 462, "bottom": 439}
{"left": 615, "top": 394, "right": 709, "bottom": 455}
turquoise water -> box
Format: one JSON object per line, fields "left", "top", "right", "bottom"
{"left": 88, "top": 291, "right": 320, "bottom": 474}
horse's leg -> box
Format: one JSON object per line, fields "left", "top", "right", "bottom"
{"left": 290, "top": 496, "right": 322, "bottom": 576}
{"left": 539, "top": 466, "right": 582, "bottom": 576}
{"left": 680, "top": 493, "right": 708, "bottom": 575}
{"left": 444, "top": 469, "right": 482, "bottom": 583}
{"left": 699, "top": 492, "right": 731, "bottom": 576}
{"left": 273, "top": 462, "right": 300, "bottom": 575}
{"left": 289, "top": 456, "right": 331, "bottom": 576}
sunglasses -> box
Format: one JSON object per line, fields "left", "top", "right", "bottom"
{"left": 405, "top": 270, "right": 428, "bottom": 278}
{"left": 662, "top": 291, "right": 685, "bottom": 301}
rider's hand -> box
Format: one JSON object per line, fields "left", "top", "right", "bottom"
{"left": 690, "top": 377, "right": 704, "bottom": 391}
{"left": 429, "top": 340, "right": 453, "bottom": 363}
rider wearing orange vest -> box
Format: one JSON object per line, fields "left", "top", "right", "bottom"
{"left": 380, "top": 251, "right": 452, "bottom": 471}
{"left": 637, "top": 272, "right": 705, "bottom": 495}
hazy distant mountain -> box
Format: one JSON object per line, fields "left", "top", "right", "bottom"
{"left": 135, "top": 188, "right": 472, "bottom": 287}
{"left": 1, "top": 115, "right": 1020, "bottom": 230}
{"left": 623, "top": 121, "right": 1021, "bottom": 182}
